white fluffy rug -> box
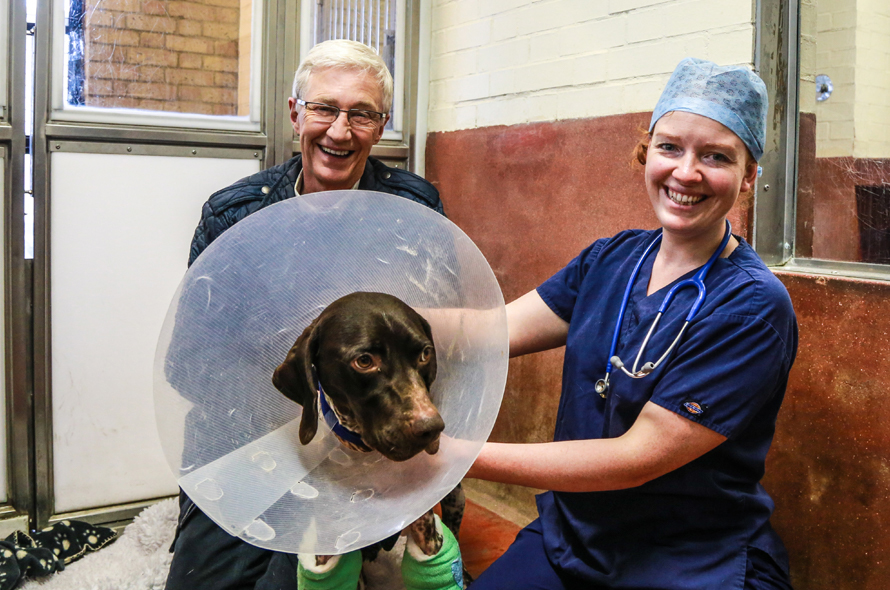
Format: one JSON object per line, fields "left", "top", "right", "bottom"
{"left": 19, "top": 498, "right": 178, "bottom": 590}
{"left": 15, "top": 499, "right": 408, "bottom": 590}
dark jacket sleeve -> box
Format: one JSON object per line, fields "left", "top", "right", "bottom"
{"left": 188, "top": 156, "right": 302, "bottom": 267}
{"left": 361, "top": 157, "right": 445, "bottom": 216}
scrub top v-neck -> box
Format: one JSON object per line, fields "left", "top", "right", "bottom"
{"left": 534, "top": 229, "right": 798, "bottom": 589}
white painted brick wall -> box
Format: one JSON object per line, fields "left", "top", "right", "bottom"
{"left": 813, "top": 0, "right": 890, "bottom": 158}
{"left": 799, "top": 0, "right": 817, "bottom": 114}
{"left": 428, "top": 0, "right": 756, "bottom": 132}
{"left": 853, "top": 0, "right": 890, "bottom": 158}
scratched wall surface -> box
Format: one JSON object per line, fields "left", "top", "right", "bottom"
{"left": 427, "top": 115, "right": 890, "bottom": 588}
{"left": 796, "top": 111, "right": 890, "bottom": 263}
{"left": 426, "top": 114, "right": 655, "bottom": 517}
{"left": 767, "top": 273, "right": 890, "bottom": 590}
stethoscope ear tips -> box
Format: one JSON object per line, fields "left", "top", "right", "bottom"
{"left": 610, "top": 356, "right": 625, "bottom": 370}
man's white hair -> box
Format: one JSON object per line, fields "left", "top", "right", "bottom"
{"left": 292, "top": 39, "right": 394, "bottom": 113}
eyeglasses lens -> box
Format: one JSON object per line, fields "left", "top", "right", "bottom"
{"left": 307, "top": 103, "right": 380, "bottom": 128}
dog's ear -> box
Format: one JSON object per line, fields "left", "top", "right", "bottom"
{"left": 272, "top": 318, "right": 322, "bottom": 445}
{"left": 416, "top": 314, "right": 437, "bottom": 385}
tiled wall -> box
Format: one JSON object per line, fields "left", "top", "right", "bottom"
{"left": 428, "top": 0, "right": 755, "bottom": 132}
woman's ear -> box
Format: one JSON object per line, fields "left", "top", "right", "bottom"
{"left": 740, "top": 159, "right": 758, "bottom": 194}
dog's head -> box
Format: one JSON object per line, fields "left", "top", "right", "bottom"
{"left": 272, "top": 291, "right": 443, "bottom": 462}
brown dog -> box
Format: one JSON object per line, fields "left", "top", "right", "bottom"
{"left": 272, "top": 291, "right": 459, "bottom": 567}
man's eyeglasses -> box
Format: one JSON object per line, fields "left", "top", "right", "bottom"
{"left": 296, "top": 99, "right": 387, "bottom": 128}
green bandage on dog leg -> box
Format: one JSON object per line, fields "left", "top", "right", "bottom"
{"left": 297, "top": 551, "right": 362, "bottom": 590}
{"left": 401, "top": 514, "right": 464, "bottom": 590}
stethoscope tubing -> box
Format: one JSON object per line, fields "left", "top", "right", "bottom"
{"left": 596, "top": 220, "right": 732, "bottom": 396}
{"left": 604, "top": 232, "right": 663, "bottom": 377}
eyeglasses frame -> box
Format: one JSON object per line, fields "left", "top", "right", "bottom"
{"left": 294, "top": 98, "right": 388, "bottom": 128}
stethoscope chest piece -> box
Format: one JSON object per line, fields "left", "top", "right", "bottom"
{"left": 594, "top": 379, "right": 609, "bottom": 398}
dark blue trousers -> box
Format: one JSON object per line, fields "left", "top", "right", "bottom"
{"left": 164, "top": 491, "right": 300, "bottom": 590}
{"left": 468, "top": 519, "right": 594, "bottom": 590}
{"left": 469, "top": 519, "right": 792, "bottom": 590}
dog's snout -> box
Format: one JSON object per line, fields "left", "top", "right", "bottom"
{"left": 411, "top": 414, "right": 445, "bottom": 441}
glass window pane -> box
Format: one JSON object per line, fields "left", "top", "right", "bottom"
{"left": 796, "top": 0, "right": 890, "bottom": 264}
{"left": 309, "top": 0, "right": 399, "bottom": 131}
{"left": 63, "top": 0, "right": 254, "bottom": 117}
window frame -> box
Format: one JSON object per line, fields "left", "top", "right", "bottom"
{"left": 297, "top": 0, "right": 407, "bottom": 141}
{"left": 293, "top": 0, "right": 423, "bottom": 171}
{"left": 48, "top": 0, "right": 266, "bottom": 132}
{"left": 29, "top": 0, "right": 287, "bottom": 528}
{"left": 754, "top": 0, "right": 890, "bottom": 282}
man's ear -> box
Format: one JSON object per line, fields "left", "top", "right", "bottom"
{"left": 372, "top": 115, "right": 389, "bottom": 144}
{"left": 288, "top": 97, "right": 302, "bottom": 135}
{"left": 272, "top": 316, "right": 322, "bottom": 445}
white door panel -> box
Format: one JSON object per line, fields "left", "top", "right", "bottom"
{"left": 50, "top": 151, "right": 260, "bottom": 512}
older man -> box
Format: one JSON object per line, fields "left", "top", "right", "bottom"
{"left": 188, "top": 40, "right": 442, "bottom": 266}
{"left": 165, "top": 40, "right": 445, "bottom": 590}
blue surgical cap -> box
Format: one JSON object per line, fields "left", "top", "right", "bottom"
{"left": 649, "top": 58, "right": 768, "bottom": 161}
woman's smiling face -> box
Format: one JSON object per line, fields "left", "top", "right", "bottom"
{"left": 645, "top": 111, "right": 757, "bottom": 241}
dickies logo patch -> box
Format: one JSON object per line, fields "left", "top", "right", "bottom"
{"left": 682, "top": 399, "right": 707, "bottom": 416}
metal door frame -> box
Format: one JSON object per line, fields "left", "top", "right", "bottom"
{"left": 754, "top": 0, "right": 890, "bottom": 282}
{"left": 1, "top": 0, "right": 34, "bottom": 533}
{"left": 18, "top": 0, "right": 421, "bottom": 529}
{"left": 29, "top": 0, "right": 296, "bottom": 527}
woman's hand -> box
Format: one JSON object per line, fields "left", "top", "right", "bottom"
{"left": 466, "top": 400, "right": 726, "bottom": 492}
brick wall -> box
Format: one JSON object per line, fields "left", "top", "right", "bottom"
{"left": 814, "top": 0, "right": 857, "bottom": 157}
{"left": 800, "top": 0, "right": 817, "bottom": 114}
{"left": 81, "top": 0, "right": 249, "bottom": 116}
{"left": 428, "top": 0, "right": 756, "bottom": 132}
{"left": 814, "top": 0, "right": 890, "bottom": 158}
{"left": 853, "top": 0, "right": 890, "bottom": 158}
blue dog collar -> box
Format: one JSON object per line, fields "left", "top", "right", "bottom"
{"left": 315, "top": 374, "right": 373, "bottom": 452}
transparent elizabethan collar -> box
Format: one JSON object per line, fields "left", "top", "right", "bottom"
{"left": 154, "top": 191, "right": 508, "bottom": 555}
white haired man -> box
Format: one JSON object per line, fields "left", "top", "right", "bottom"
{"left": 165, "top": 40, "right": 447, "bottom": 590}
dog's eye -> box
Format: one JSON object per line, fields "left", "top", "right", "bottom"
{"left": 353, "top": 354, "right": 375, "bottom": 371}
{"left": 419, "top": 346, "right": 433, "bottom": 363}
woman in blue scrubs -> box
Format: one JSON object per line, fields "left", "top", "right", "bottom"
{"left": 467, "top": 58, "right": 797, "bottom": 590}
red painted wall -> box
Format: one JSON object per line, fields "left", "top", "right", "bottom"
{"left": 427, "top": 115, "right": 890, "bottom": 589}
{"left": 767, "top": 274, "right": 890, "bottom": 590}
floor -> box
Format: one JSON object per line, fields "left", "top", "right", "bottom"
{"left": 458, "top": 499, "right": 522, "bottom": 580}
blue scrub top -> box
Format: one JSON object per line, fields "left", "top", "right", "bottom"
{"left": 535, "top": 229, "right": 798, "bottom": 590}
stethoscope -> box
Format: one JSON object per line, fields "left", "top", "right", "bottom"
{"left": 594, "top": 220, "right": 732, "bottom": 398}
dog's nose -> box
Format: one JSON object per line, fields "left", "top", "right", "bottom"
{"left": 410, "top": 414, "right": 445, "bottom": 442}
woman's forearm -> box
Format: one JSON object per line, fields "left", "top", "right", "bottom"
{"left": 507, "top": 290, "right": 569, "bottom": 358}
{"left": 467, "top": 439, "right": 651, "bottom": 492}
{"left": 466, "top": 401, "right": 727, "bottom": 493}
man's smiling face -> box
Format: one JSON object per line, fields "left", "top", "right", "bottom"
{"left": 289, "top": 67, "right": 387, "bottom": 195}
